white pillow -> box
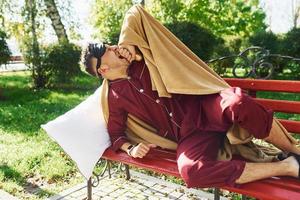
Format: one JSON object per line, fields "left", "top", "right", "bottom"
{"left": 41, "top": 85, "right": 111, "bottom": 180}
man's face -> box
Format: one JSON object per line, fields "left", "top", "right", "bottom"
{"left": 100, "top": 45, "right": 130, "bottom": 69}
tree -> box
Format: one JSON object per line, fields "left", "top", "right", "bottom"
{"left": 0, "top": 0, "right": 5, "bottom": 27}
{"left": 92, "top": 0, "right": 266, "bottom": 43}
{"left": 181, "top": 0, "right": 266, "bottom": 38}
{"left": 0, "top": 29, "right": 11, "bottom": 100}
{"left": 147, "top": 0, "right": 185, "bottom": 23}
{"left": 0, "top": 29, "right": 11, "bottom": 65}
{"left": 22, "top": 0, "right": 46, "bottom": 88}
{"left": 292, "top": 0, "right": 300, "bottom": 28}
{"left": 91, "top": 0, "right": 133, "bottom": 43}
{"left": 43, "top": 0, "right": 68, "bottom": 43}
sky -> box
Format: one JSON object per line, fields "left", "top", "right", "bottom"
{"left": 260, "top": 0, "right": 300, "bottom": 33}
{"left": 7, "top": 0, "right": 300, "bottom": 55}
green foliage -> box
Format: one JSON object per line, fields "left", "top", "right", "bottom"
{"left": 282, "top": 28, "right": 300, "bottom": 57}
{"left": 91, "top": 1, "right": 265, "bottom": 43}
{"left": 249, "top": 31, "right": 280, "bottom": 53}
{"left": 248, "top": 31, "right": 292, "bottom": 76}
{"left": 183, "top": 0, "right": 266, "bottom": 38}
{"left": 164, "top": 21, "right": 221, "bottom": 61}
{"left": 21, "top": 0, "right": 48, "bottom": 89}
{"left": 209, "top": 43, "right": 232, "bottom": 76}
{"left": 91, "top": 0, "right": 133, "bottom": 43}
{"left": 42, "top": 41, "right": 81, "bottom": 86}
{"left": 280, "top": 28, "right": 300, "bottom": 79}
{"left": 148, "top": 0, "right": 185, "bottom": 23}
{"left": 0, "top": 29, "right": 11, "bottom": 65}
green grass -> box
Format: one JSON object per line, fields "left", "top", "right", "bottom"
{"left": 0, "top": 71, "right": 100, "bottom": 199}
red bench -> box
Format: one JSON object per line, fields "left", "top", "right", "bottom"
{"left": 87, "top": 78, "right": 300, "bottom": 200}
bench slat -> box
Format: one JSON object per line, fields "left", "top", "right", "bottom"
{"left": 102, "top": 148, "right": 300, "bottom": 200}
{"left": 225, "top": 78, "right": 300, "bottom": 93}
{"left": 255, "top": 98, "right": 300, "bottom": 114}
{"left": 102, "top": 148, "right": 179, "bottom": 177}
{"left": 224, "top": 177, "right": 300, "bottom": 200}
{"left": 278, "top": 119, "right": 300, "bottom": 134}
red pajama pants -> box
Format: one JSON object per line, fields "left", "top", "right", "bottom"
{"left": 176, "top": 87, "right": 273, "bottom": 188}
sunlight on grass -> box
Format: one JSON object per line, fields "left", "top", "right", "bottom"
{"left": 0, "top": 71, "right": 99, "bottom": 199}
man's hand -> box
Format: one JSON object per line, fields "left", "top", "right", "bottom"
{"left": 130, "top": 143, "right": 157, "bottom": 158}
{"left": 118, "top": 47, "right": 134, "bottom": 63}
{"left": 119, "top": 45, "right": 142, "bottom": 62}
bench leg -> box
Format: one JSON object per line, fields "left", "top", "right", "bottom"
{"left": 125, "top": 164, "right": 130, "bottom": 180}
{"left": 87, "top": 178, "right": 92, "bottom": 200}
{"left": 86, "top": 159, "right": 112, "bottom": 200}
{"left": 214, "top": 188, "right": 220, "bottom": 200}
{"left": 108, "top": 160, "right": 111, "bottom": 178}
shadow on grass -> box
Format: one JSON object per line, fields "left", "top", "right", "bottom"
{"left": 0, "top": 164, "right": 55, "bottom": 199}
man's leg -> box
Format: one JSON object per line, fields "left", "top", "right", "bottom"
{"left": 264, "top": 122, "right": 300, "bottom": 154}
{"left": 177, "top": 131, "right": 299, "bottom": 188}
{"left": 217, "top": 88, "right": 300, "bottom": 183}
{"left": 236, "top": 156, "right": 299, "bottom": 184}
{"left": 218, "top": 87, "right": 300, "bottom": 154}
{"left": 177, "top": 131, "right": 247, "bottom": 188}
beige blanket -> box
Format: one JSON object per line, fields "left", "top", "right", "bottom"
{"left": 101, "top": 5, "right": 297, "bottom": 162}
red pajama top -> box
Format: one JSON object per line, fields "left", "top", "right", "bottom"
{"left": 107, "top": 60, "right": 233, "bottom": 151}
{"left": 107, "top": 60, "right": 273, "bottom": 189}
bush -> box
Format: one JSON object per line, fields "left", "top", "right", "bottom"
{"left": 249, "top": 31, "right": 280, "bottom": 53}
{"left": 209, "top": 43, "right": 232, "bottom": 76}
{"left": 42, "top": 41, "right": 81, "bottom": 86}
{"left": 0, "top": 30, "right": 11, "bottom": 65}
{"left": 248, "top": 31, "right": 285, "bottom": 75}
{"left": 280, "top": 28, "right": 300, "bottom": 79}
{"left": 282, "top": 28, "right": 300, "bottom": 57}
{"left": 164, "top": 21, "right": 221, "bottom": 61}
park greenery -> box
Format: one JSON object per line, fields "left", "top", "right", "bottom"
{"left": 0, "top": 30, "right": 11, "bottom": 66}
{"left": 1, "top": 0, "right": 300, "bottom": 199}
{"left": 0, "top": 71, "right": 100, "bottom": 199}
{"left": 92, "top": 0, "right": 300, "bottom": 79}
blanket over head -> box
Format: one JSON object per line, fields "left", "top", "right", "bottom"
{"left": 101, "top": 5, "right": 297, "bottom": 162}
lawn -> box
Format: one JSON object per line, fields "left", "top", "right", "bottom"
{"left": 0, "top": 71, "right": 100, "bottom": 199}
{"left": 0, "top": 71, "right": 299, "bottom": 200}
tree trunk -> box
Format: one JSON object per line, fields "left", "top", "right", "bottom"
{"left": 43, "top": 0, "right": 68, "bottom": 43}
{"left": 25, "top": 0, "right": 46, "bottom": 88}
{"left": 294, "top": 6, "right": 300, "bottom": 28}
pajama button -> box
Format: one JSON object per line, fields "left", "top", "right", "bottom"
{"left": 169, "top": 112, "right": 173, "bottom": 117}
{"left": 139, "top": 89, "right": 144, "bottom": 93}
{"left": 127, "top": 76, "right": 131, "bottom": 80}
{"left": 155, "top": 99, "right": 160, "bottom": 103}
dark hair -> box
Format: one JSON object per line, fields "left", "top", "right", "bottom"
{"left": 81, "top": 43, "right": 106, "bottom": 77}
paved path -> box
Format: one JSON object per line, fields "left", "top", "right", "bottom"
{"left": 48, "top": 170, "right": 227, "bottom": 200}
{"left": 0, "top": 190, "right": 19, "bottom": 200}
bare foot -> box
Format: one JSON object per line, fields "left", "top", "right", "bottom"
{"left": 282, "top": 156, "right": 299, "bottom": 177}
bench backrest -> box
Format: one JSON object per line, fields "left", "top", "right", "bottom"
{"left": 225, "top": 78, "right": 300, "bottom": 135}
